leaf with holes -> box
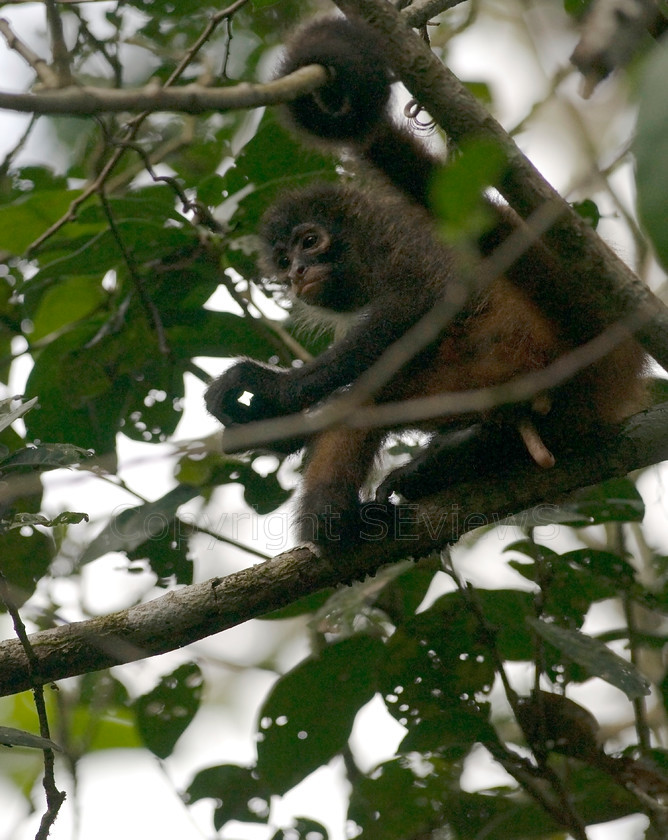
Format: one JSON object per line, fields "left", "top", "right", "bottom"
{"left": 256, "top": 636, "right": 384, "bottom": 793}
{"left": 134, "top": 663, "right": 204, "bottom": 759}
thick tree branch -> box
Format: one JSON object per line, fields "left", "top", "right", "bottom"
{"left": 0, "top": 402, "right": 666, "bottom": 698}
{"left": 334, "top": 0, "right": 668, "bottom": 375}
{"left": 0, "top": 66, "right": 327, "bottom": 115}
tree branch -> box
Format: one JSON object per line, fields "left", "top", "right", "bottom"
{"left": 0, "top": 402, "right": 666, "bottom": 698}
{"left": 401, "top": 0, "right": 467, "bottom": 28}
{"left": 0, "top": 65, "right": 327, "bottom": 115}
{"left": 0, "top": 18, "right": 60, "bottom": 87}
{"left": 45, "top": 0, "right": 74, "bottom": 86}
{"left": 334, "top": 0, "right": 668, "bottom": 375}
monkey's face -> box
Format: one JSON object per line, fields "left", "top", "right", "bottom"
{"left": 259, "top": 184, "right": 372, "bottom": 314}
{"left": 272, "top": 222, "right": 333, "bottom": 305}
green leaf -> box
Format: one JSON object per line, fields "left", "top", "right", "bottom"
{"left": 463, "top": 80, "right": 493, "bottom": 105}
{"left": 374, "top": 556, "right": 442, "bottom": 621}
{"left": 505, "top": 539, "right": 559, "bottom": 562}
{"left": 167, "top": 310, "right": 281, "bottom": 362}
{"left": 261, "top": 589, "right": 336, "bottom": 620}
{"left": 399, "top": 705, "right": 492, "bottom": 755}
{"left": 29, "top": 276, "right": 108, "bottom": 342}
{"left": 571, "top": 198, "right": 601, "bottom": 229}
{"left": 4, "top": 511, "right": 89, "bottom": 530}
{"left": 127, "top": 524, "right": 194, "bottom": 586}
{"left": 224, "top": 113, "right": 336, "bottom": 232}
{"left": 528, "top": 618, "right": 650, "bottom": 700}
{"left": 25, "top": 321, "right": 131, "bottom": 453}
{"left": 473, "top": 589, "right": 536, "bottom": 661}
{"left": 506, "top": 543, "right": 636, "bottom": 624}
{"left": 0, "top": 726, "right": 62, "bottom": 752}
{"left": 25, "top": 315, "right": 191, "bottom": 451}
{"left": 186, "top": 764, "right": 270, "bottom": 829}
{"left": 305, "top": 562, "right": 418, "bottom": 641}
{"left": 177, "top": 451, "right": 291, "bottom": 516}
{"left": 349, "top": 758, "right": 566, "bottom": 840}
{"left": 0, "top": 520, "right": 54, "bottom": 609}
{"left": 558, "top": 477, "right": 645, "bottom": 525}
{"left": 256, "top": 636, "right": 384, "bottom": 793}
{"left": 0, "top": 397, "right": 39, "bottom": 434}
{"left": 563, "top": 0, "right": 591, "bottom": 17}
{"left": 66, "top": 672, "right": 140, "bottom": 752}
{"left": 271, "top": 819, "right": 329, "bottom": 840}
{"left": 0, "top": 442, "right": 93, "bottom": 473}
{"left": 380, "top": 591, "right": 497, "bottom": 725}
{"left": 350, "top": 759, "right": 639, "bottom": 839}
{"left": 0, "top": 190, "right": 79, "bottom": 253}
{"left": 561, "top": 548, "right": 636, "bottom": 587}
{"left": 430, "top": 138, "right": 508, "bottom": 242}
{"left": 81, "top": 484, "right": 199, "bottom": 563}
{"left": 635, "top": 40, "right": 668, "bottom": 270}
{"left": 134, "top": 663, "right": 204, "bottom": 759}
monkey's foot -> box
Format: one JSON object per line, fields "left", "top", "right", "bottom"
{"left": 297, "top": 495, "right": 408, "bottom": 552}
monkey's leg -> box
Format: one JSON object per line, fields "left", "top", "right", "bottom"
{"left": 375, "top": 422, "right": 532, "bottom": 503}
{"left": 298, "top": 426, "right": 388, "bottom": 550}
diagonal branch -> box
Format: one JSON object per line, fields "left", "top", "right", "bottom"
{"left": 333, "top": 0, "right": 668, "bottom": 374}
{"left": 0, "top": 18, "right": 60, "bottom": 86}
{"left": 0, "top": 402, "right": 666, "bottom": 698}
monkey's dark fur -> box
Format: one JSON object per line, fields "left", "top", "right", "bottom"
{"left": 205, "top": 17, "right": 647, "bottom": 550}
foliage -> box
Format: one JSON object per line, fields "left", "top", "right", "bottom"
{"left": 0, "top": 2, "right": 666, "bottom": 840}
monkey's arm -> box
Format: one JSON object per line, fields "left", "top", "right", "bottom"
{"left": 205, "top": 296, "right": 433, "bottom": 428}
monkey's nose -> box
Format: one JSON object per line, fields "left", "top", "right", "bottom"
{"left": 288, "top": 261, "right": 307, "bottom": 281}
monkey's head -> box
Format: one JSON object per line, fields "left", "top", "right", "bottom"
{"left": 259, "top": 183, "right": 376, "bottom": 314}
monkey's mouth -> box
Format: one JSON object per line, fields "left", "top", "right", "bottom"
{"left": 292, "top": 266, "right": 328, "bottom": 303}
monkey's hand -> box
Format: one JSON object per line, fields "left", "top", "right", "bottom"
{"left": 281, "top": 18, "right": 391, "bottom": 143}
{"left": 205, "top": 361, "right": 291, "bottom": 427}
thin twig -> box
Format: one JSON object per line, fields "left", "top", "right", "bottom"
{"left": 0, "top": 112, "right": 37, "bottom": 175}
{"left": 402, "top": 0, "right": 468, "bottom": 28}
{"left": 45, "top": 0, "right": 73, "bottom": 85}
{"left": 615, "top": 523, "right": 652, "bottom": 751}
{"left": 0, "top": 18, "right": 59, "bottom": 86}
{"left": 0, "top": 569, "right": 66, "bottom": 838}
{"left": 176, "top": 517, "right": 272, "bottom": 561}
{"left": 24, "top": 0, "right": 256, "bottom": 255}
{"left": 98, "top": 191, "right": 169, "bottom": 355}
{"left": 70, "top": 5, "right": 123, "bottom": 87}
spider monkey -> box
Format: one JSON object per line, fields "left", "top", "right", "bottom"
{"left": 205, "top": 17, "right": 647, "bottom": 549}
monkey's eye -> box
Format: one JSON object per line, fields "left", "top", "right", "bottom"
{"left": 302, "top": 232, "right": 319, "bottom": 249}
{"left": 275, "top": 254, "right": 290, "bottom": 271}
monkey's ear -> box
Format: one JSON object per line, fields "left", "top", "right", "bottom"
{"left": 279, "top": 17, "right": 392, "bottom": 144}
